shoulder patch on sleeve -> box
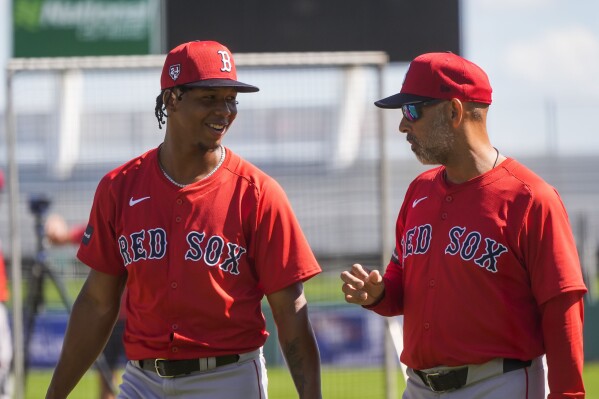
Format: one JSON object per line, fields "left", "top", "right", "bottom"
{"left": 81, "top": 225, "right": 94, "bottom": 245}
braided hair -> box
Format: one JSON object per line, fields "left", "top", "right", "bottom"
{"left": 154, "top": 86, "right": 191, "bottom": 129}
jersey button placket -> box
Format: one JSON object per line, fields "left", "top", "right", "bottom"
{"left": 175, "top": 198, "right": 183, "bottom": 223}
{"left": 440, "top": 195, "right": 453, "bottom": 220}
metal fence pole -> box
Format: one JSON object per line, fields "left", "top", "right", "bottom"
{"left": 376, "top": 63, "right": 398, "bottom": 399}
{"left": 6, "top": 68, "right": 25, "bottom": 399}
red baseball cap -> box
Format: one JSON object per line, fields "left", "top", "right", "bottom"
{"left": 375, "top": 52, "right": 492, "bottom": 108}
{"left": 160, "top": 40, "right": 259, "bottom": 92}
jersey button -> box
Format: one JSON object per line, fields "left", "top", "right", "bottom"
{"left": 441, "top": 212, "right": 448, "bottom": 220}
{"left": 171, "top": 347, "right": 178, "bottom": 353}
{"left": 176, "top": 199, "right": 183, "bottom": 205}
{"left": 175, "top": 216, "right": 182, "bottom": 223}
{"left": 424, "top": 323, "right": 430, "bottom": 330}
{"left": 445, "top": 195, "right": 453, "bottom": 202}
{"left": 172, "top": 324, "right": 179, "bottom": 330}
{"left": 429, "top": 279, "right": 435, "bottom": 287}
{"left": 171, "top": 282, "right": 178, "bottom": 289}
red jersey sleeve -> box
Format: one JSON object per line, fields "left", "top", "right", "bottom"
{"left": 68, "top": 224, "right": 87, "bottom": 245}
{"left": 365, "top": 180, "right": 416, "bottom": 316}
{"left": 521, "top": 184, "right": 587, "bottom": 305}
{"left": 248, "top": 177, "right": 321, "bottom": 295}
{"left": 542, "top": 291, "right": 586, "bottom": 398}
{"left": 364, "top": 257, "right": 404, "bottom": 316}
{"left": 77, "top": 174, "right": 127, "bottom": 276}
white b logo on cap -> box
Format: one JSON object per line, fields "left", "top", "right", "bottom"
{"left": 169, "top": 64, "right": 181, "bottom": 81}
{"left": 217, "top": 51, "right": 232, "bottom": 72}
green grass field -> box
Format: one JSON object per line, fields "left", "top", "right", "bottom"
{"left": 23, "top": 362, "right": 599, "bottom": 398}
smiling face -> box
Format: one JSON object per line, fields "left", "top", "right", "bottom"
{"left": 166, "top": 86, "right": 239, "bottom": 151}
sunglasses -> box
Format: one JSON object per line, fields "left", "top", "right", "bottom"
{"left": 401, "top": 100, "right": 445, "bottom": 122}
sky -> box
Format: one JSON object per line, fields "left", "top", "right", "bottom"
{"left": 464, "top": 0, "right": 599, "bottom": 99}
{"left": 461, "top": 0, "right": 599, "bottom": 155}
{"left": 2, "top": 0, "right": 599, "bottom": 156}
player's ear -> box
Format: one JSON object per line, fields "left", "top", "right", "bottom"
{"left": 449, "top": 98, "right": 464, "bottom": 127}
{"left": 163, "top": 89, "right": 177, "bottom": 110}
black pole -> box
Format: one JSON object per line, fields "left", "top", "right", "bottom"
{"left": 23, "top": 194, "right": 116, "bottom": 394}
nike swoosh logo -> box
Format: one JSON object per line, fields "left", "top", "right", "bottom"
{"left": 129, "top": 196, "right": 151, "bottom": 206}
{"left": 412, "top": 196, "right": 428, "bottom": 208}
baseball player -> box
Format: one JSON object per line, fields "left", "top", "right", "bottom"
{"left": 45, "top": 40, "right": 322, "bottom": 399}
{"left": 340, "top": 52, "right": 587, "bottom": 398}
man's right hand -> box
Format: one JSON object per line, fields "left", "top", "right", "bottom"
{"left": 340, "top": 264, "right": 385, "bottom": 306}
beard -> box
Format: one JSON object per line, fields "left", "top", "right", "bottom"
{"left": 409, "top": 110, "right": 454, "bottom": 165}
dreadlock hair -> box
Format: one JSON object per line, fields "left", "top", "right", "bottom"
{"left": 154, "top": 86, "right": 191, "bottom": 129}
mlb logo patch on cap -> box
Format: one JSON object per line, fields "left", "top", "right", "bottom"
{"left": 169, "top": 64, "right": 181, "bottom": 81}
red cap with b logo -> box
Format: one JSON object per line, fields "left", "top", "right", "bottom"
{"left": 160, "top": 41, "right": 259, "bottom": 92}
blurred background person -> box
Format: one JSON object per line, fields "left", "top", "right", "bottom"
{"left": 45, "top": 213, "right": 125, "bottom": 399}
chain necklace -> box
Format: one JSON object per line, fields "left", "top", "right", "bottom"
{"left": 492, "top": 147, "right": 500, "bottom": 168}
{"left": 443, "top": 147, "right": 500, "bottom": 183}
{"left": 159, "top": 145, "right": 225, "bottom": 188}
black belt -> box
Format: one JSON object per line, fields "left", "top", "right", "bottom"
{"left": 415, "top": 358, "right": 532, "bottom": 393}
{"left": 138, "top": 355, "right": 240, "bottom": 378}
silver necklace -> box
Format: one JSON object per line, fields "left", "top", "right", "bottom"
{"left": 492, "top": 147, "right": 499, "bottom": 168}
{"left": 443, "top": 147, "right": 500, "bottom": 183}
{"left": 159, "top": 145, "right": 225, "bottom": 188}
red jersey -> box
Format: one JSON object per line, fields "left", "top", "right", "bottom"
{"left": 370, "top": 158, "right": 587, "bottom": 370}
{"left": 77, "top": 147, "right": 321, "bottom": 360}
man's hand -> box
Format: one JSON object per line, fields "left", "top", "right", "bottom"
{"left": 340, "top": 264, "right": 385, "bottom": 306}
{"left": 45, "top": 214, "right": 71, "bottom": 245}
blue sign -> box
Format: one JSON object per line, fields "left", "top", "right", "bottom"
{"left": 15, "top": 306, "right": 388, "bottom": 368}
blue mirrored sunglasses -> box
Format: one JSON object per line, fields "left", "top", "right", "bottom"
{"left": 401, "top": 100, "right": 444, "bottom": 122}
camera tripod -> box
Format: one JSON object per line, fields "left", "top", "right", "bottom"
{"left": 23, "top": 194, "right": 116, "bottom": 394}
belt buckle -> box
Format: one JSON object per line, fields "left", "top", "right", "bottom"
{"left": 424, "top": 372, "right": 443, "bottom": 392}
{"left": 154, "top": 358, "right": 174, "bottom": 378}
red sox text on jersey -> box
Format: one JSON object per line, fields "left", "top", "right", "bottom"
{"left": 401, "top": 224, "right": 508, "bottom": 273}
{"left": 117, "top": 228, "right": 247, "bottom": 276}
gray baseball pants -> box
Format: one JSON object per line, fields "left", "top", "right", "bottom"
{"left": 118, "top": 348, "right": 267, "bottom": 399}
{"left": 403, "top": 356, "right": 546, "bottom": 399}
